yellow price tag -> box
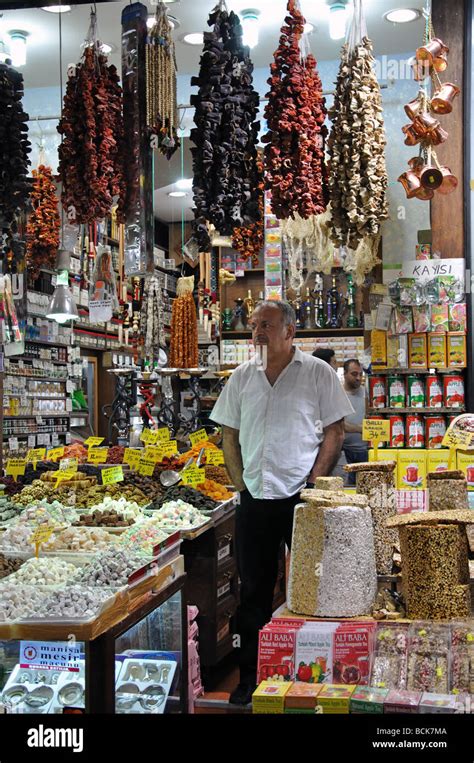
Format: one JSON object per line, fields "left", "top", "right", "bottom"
{"left": 138, "top": 456, "right": 156, "bottom": 477}
{"left": 160, "top": 440, "right": 178, "bottom": 457}
{"left": 59, "top": 458, "right": 78, "bottom": 472}
{"left": 189, "top": 429, "right": 209, "bottom": 446}
{"left": 156, "top": 428, "right": 171, "bottom": 442}
{"left": 26, "top": 448, "right": 46, "bottom": 470}
{"left": 88, "top": 448, "right": 108, "bottom": 464}
{"left": 362, "top": 419, "right": 390, "bottom": 461}
{"left": 84, "top": 436, "right": 105, "bottom": 447}
{"left": 54, "top": 469, "right": 77, "bottom": 488}
{"left": 102, "top": 466, "right": 124, "bottom": 485}
{"left": 6, "top": 459, "right": 27, "bottom": 481}
{"left": 145, "top": 446, "right": 163, "bottom": 463}
{"left": 47, "top": 447, "right": 65, "bottom": 462}
{"left": 181, "top": 466, "right": 205, "bottom": 487}
{"left": 30, "top": 523, "right": 57, "bottom": 557}
{"left": 206, "top": 450, "right": 224, "bottom": 466}
{"left": 442, "top": 428, "right": 474, "bottom": 450}
{"left": 123, "top": 449, "right": 141, "bottom": 470}
{"left": 143, "top": 429, "right": 170, "bottom": 445}
{"left": 140, "top": 429, "right": 155, "bottom": 444}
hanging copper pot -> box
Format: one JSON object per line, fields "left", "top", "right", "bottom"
{"left": 437, "top": 166, "right": 458, "bottom": 194}
{"left": 402, "top": 125, "right": 420, "bottom": 146}
{"left": 404, "top": 97, "right": 424, "bottom": 120}
{"left": 412, "top": 60, "right": 430, "bottom": 81}
{"left": 419, "top": 165, "right": 443, "bottom": 190}
{"left": 415, "top": 186, "right": 435, "bottom": 201}
{"left": 431, "top": 83, "right": 461, "bottom": 114}
{"left": 398, "top": 170, "right": 422, "bottom": 198}
{"left": 408, "top": 156, "right": 425, "bottom": 173}
{"left": 416, "top": 37, "right": 449, "bottom": 65}
{"left": 429, "top": 125, "right": 449, "bottom": 145}
{"left": 433, "top": 51, "right": 449, "bottom": 72}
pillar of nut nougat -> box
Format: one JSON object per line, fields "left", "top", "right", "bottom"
{"left": 427, "top": 471, "right": 469, "bottom": 512}
{"left": 288, "top": 502, "right": 377, "bottom": 617}
{"left": 314, "top": 476, "right": 344, "bottom": 491}
{"left": 345, "top": 462, "right": 397, "bottom": 575}
{"left": 399, "top": 524, "right": 470, "bottom": 619}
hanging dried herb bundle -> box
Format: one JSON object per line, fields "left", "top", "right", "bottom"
{"left": 26, "top": 165, "right": 61, "bottom": 281}
{"left": 169, "top": 276, "right": 198, "bottom": 368}
{"left": 57, "top": 21, "right": 125, "bottom": 225}
{"left": 327, "top": 37, "right": 388, "bottom": 249}
{"left": 0, "top": 64, "right": 31, "bottom": 230}
{"left": 232, "top": 155, "right": 264, "bottom": 266}
{"left": 263, "top": 0, "right": 327, "bottom": 220}
{"left": 190, "top": 4, "right": 260, "bottom": 252}
{"left": 146, "top": 0, "right": 180, "bottom": 159}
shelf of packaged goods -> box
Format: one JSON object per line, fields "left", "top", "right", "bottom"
{"left": 75, "top": 328, "right": 119, "bottom": 339}
{"left": 221, "top": 328, "right": 365, "bottom": 337}
{"left": 3, "top": 431, "right": 69, "bottom": 438}
{"left": 370, "top": 368, "right": 465, "bottom": 375}
{"left": 368, "top": 407, "right": 465, "bottom": 415}
{"left": 4, "top": 374, "right": 68, "bottom": 383}
{"left": 3, "top": 413, "right": 74, "bottom": 419}
{"left": 4, "top": 395, "right": 66, "bottom": 400}
{"left": 25, "top": 338, "right": 71, "bottom": 348}
{"left": 23, "top": 357, "right": 70, "bottom": 366}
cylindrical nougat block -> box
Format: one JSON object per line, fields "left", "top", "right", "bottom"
{"left": 354, "top": 465, "right": 398, "bottom": 575}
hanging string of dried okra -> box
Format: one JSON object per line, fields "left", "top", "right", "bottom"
{"left": 146, "top": 0, "right": 180, "bottom": 159}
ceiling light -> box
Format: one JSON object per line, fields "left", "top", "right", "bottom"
{"left": 182, "top": 32, "right": 204, "bottom": 46}
{"left": 8, "top": 31, "right": 29, "bottom": 67}
{"left": 328, "top": 2, "right": 348, "bottom": 40}
{"left": 176, "top": 178, "right": 193, "bottom": 190}
{"left": 41, "top": 5, "right": 72, "bottom": 12}
{"left": 304, "top": 22, "right": 315, "bottom": 34}
{"left": 46, "top": 252, "right": 79, "bottom": 324}
{"left": 168, "top": 191, "right": 187, "bottom": 198}
{"left": 384, "top": 8, "right": 421, "bottom": 24}
{"left": 240, "top": 9, "right": 260, "bottom": 48}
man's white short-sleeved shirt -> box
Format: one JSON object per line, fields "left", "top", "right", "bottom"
{"left": 210, "top": 348, "right": 354, "bottom": 499}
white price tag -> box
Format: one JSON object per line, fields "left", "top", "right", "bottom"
{"left": 18, "top": 360, "right": 24, "bottom": 369}
{"left": 66, "top": 399, "right": 73, "bottom": 412}
{"left": 28, "top": 435, "right": 36, "bottom": 449}
{"left": 51, "top": 434, "right": 59, "bottom": 446}
{"left": 44, "top": 435, "right": 51, "bottom": 446}
{"left": 8, "top": 437, "right": 19, "bottom": 452}
{"left": 66, "top": 380, "right": 75, "bottom": 393}
{"left": 36, "top": 416, "right": 43, "bottom": 425}
{"left": 37, "top": 434, "right": 45, "bottom": 445}
{"left": 65, "top": 432, "right": 71, "bottom": 444}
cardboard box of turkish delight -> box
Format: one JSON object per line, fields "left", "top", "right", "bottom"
{"left": 257, "top": 625, "right": 301, "bottom": 683}
{"left": 419, "top": 693, "right": 458, "bottom": 714}
{"left": 332, "top": 624, "right": 376, "bottom": 687}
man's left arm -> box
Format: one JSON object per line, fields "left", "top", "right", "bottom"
{"left": 307, "top": 419, "right": 345, "bottom": 481}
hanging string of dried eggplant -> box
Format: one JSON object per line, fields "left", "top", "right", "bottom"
{"left": 146, "top": 0, "right": 180, "bottom": 159}
{"left": 57, "top": 13, "right": 125, "bottom": 225}
{"left": 263, "top": 0, "right": 328, "bottom": 220}
{"left": 169, "top": 276, "right": 198, "bottom": 369}
{"left": 190, "top": 5, "right": 260, "bottom": 252}
{"left": 26, "top": 165, "right": 61, "bottom": 281}
{"left": 0, "top": 64, "right": 31, "bottom": 233}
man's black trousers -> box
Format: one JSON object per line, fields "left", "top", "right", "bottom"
{"left": 234, "top": 488, "right": 301, "bottom": 686}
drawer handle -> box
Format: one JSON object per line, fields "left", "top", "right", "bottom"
{"left": 223, "top": 533, "right": 232, "bottom": 542}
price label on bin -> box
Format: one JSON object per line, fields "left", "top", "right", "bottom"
{"left": 138, "top": 456, "right": 156, "bottom": 477}
{"left": 207, "top": 450, "right": 225, "bottom": 466}
{"left": 26, "top": 448, "right": 46, "bottom": 470}
{"left": 362, "top": 419, "right": 390, "bottom": 443}
{"left": 54, "top": 469, "right": 77, "bottom": 488}
{"left": 88, "top": 448, "right": 108, "bottom": 464}
{"left": 59, "top": 458, "right": 78, "bottom": 472}
{"left": 140, "top": 429, "right": 155, "bottom": 444}
{"left": 102, "top": 466, "right": 124, "bottom": 485}
{"left": 160, "top": 440, "right": 178, "bottom": 457}
{"left": 123, "top": 449, "right": 141, "bottom": 470}
{"left": 181, "top": 466, "right": 205, "bottom": 487}
{"left": 47, "top": 447, "right": 65, "bottom": 462}
{"left": 442, "top": 428, "right": 474, "bottom": 450}
{"left": 6, "top": 459, "right": 27, "bottom": 481}
{"left": 189, "top": 429, "right": 208, "bottom": 446}
{"left": 30, "top": 523, "right": 57, "bottom": 557}
{"left": 84, "top": 436, "right": 105, "bottom": 447}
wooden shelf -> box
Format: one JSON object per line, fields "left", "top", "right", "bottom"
{"left": 368, "top": 407, "right": 465, "bottom": 414}
{"left": 222, "top": 328, "right": 365, "bottom": 338}
{"left": 4, "top": 374, "right": 68, "bottom": 382}
{"left": 371, "top": 368, "right": 465, "bottom": 375}
{"left": 25, "top": 338, "right": 70, "bottom": 348}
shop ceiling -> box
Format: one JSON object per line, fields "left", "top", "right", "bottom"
{"left": 0, "top": 0, "right": 425, "bottom": 223}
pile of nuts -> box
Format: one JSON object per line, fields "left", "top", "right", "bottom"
{"left": 123, "top": 473, "right": 163, "bottom": 501}
{"left": 14, "top": 481, "right": 55, "bottom": 506}
{"left": 106, "top": 446, "right": 125, "bottom": 464}
{"left": 0, "top": 554, "right": 24, "bottom": 580}
{"left": 76, "top": 547, "right": 150, "bottom": 587}
{"left": 150, "top": 486, "right": 217, "bottom": 512}
{"left": 204, "top": 465, "right": 231, "bottom": 485}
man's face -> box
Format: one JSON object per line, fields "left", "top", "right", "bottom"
{"left": 249, "top": 306, "right": 294, "bottom": 356}
{"left": 330, "top": 356, "right": 338, "bottom": 371}
{"left": 345, "top": 363, "right": 363, "bottom": 390}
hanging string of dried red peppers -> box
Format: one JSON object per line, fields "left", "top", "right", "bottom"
{"left": 26, "top": 165, "right": 61, "bottom": 281}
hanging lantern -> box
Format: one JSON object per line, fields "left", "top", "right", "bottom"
{"left": 431, "top": 83, "right": 461, "bottom": 114}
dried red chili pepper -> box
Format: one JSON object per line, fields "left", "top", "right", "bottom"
{"left": 26, "top": 164, "right": 60, "bottom": 281}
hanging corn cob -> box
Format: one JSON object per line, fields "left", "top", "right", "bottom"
{"left": 169, "top": 276, "right": 198, "bottom": 368}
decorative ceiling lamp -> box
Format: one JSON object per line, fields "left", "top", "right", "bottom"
{"left": 398, "top": 1, "right": 460, "bottom": 200}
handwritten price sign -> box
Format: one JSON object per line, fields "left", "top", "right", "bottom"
{"left": 123, "top": 449, "right": 141, "bottom": 470}
{"left": 189, "top": 429, "right": 209, "bottom": 446}
{"left": 6, "top": 459, "right": 27, "bottom": 481}
{"left": 88, "top": 448, "right": 108, "bottom": 464}
{"left": 102, "top": 466, "right": 124, "bottom": 485}
{"left": 181, "top": 466, "right": 205, "bottom": 487}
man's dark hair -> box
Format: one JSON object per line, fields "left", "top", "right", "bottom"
{"left": 312, "top": 348, "right": 335, "bottom": 365}
{"left": 343, "top": 358, "right": 362, "bottom": 374}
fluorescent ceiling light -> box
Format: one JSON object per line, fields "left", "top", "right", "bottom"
{"left": 168, "top": 191, "right": 187, "bottom": 198}
{"left": 176, "top": 178, "right": 193, "bottom": 190}
{"left": 8, "top": 30, "right": 29, "bottom": 67}
{"left": 304, "top": 22, "right": 315, "bottom": 34}
{"left": 41, "top": 5, "right": 72, "bottom": 12}
{"left": 328, "top": 2, "right": 348, "bottom": 40}
{"left": 240, "top": 9, "right": 260, "bottom": 48}
{"left": 384, "top": 8, "right": 421, "bottom": 23}
{"left": 182, "top": 32, "right": 203, "bottom": 46}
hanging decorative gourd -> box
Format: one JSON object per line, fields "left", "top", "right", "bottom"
{"left": 398, "top": 9, "right": 460, "bottom": 200}
{"left": 169, "top": 276, "right": 198, "bottom": 369}
{"left": 145, "top": 0, "right": 180, "bottom": 159}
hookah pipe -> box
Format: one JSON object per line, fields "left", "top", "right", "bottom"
{"left": 138, "top": 378, "right": 157, "bottom": 430}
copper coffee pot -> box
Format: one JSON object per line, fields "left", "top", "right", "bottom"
{"left": 431, "top": 83, "right": 460, "bottom": 114}
{"left": 416, "top": 37, "right": 449, "bottom": 66}
{"left": 398, "top": 170, "right": 422, "bottom": 199}
{"left": 419, "top": 165, "right": 443, "bottom": 190}
{"left": 437, "top": 166, "right": 458, "bottom": 194}
{"left": 415, "top": 186, "right": 435, "bottom": 201}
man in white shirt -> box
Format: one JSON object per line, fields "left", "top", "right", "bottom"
{"left": 342, "top": 359, "right": 368, "bottom": 485}
{"left": 211, "top": 301, "right": 354, "bottom": 705}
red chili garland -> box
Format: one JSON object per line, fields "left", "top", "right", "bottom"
{"left": 232, "top": 156, "right": 264, "bottom": 266}
{"left": 26, "top": 164, "right": 60, "bottom": 281}
{"left": 57, "top": 46, "right": 125, "bottom": 225}
{"left": 263, "top": 0, "right": 328, "bottom": 220}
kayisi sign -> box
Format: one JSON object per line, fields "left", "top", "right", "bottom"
{"left": 27, "top": 725, "right": 84, "bottom": 754}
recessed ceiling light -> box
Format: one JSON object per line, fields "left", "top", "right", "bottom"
{"left": 176, "top": 178, "right": 193, "bottom": 190}
{"left": 182, "top": 32, "right": 204, "bottom": 46}
{"left": 168, "top": 191, "right": 187, "bottom": 198}
{"left": 304, "top": 22, "right": 315, "bottom": 34}
{"left": 8, "top": 30, "right": 29, "bottom": 67}
{"left": 384, "top": 8, "right": 421, "bottom": 23}
{"left": 240, "top": 9, "right": 260, "bottom": 49}
{"left": 41, "top": 4, "right": 72, "bottom": 12}
{"left": 328, "top": 2, "right": 349, "bottom": 40}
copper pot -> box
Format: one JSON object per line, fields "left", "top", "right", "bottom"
{"left": 433, "top": 52, "right": 449, "bottom": 72}
{"left": 403, "top": 125, "right": 420, "bottom": 146}
{"left": 404, "top": 97, "right": 424, "bottom": 120}
{"left": 416, "top": 37, "right": 449, "bottom": 65}
{"left": 413, "top": 113, "right": 440, "bottom": 136}
{"left": 431, "top": 83, "right": 461, "bottom": 114}
{"left": 398, "top": 170, "right": 422, "bottom": 199}
{"left": 408, "top": 156, "right": 425, "bottom": 173}
{"left": 437, "top": 166, "right": 458, "bottom": 194}
{"left": 430, "top": 125, "right": 449, "bottom": 145}
{"left": 412, "top": 60, "right": 430, "bottom": 81}
{"left": 419, "top": 165, "right": 443, "bottom": 190}
{"left": 415, "top": 186, "right": 435, "bottom": 201}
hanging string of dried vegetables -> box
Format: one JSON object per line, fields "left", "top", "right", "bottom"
{"left": 327, "top": 32, "right": 388, "bottom": 249}
{"left": 146, "top": 0, "right": 180, "bottom": 159}
{"left": 169, "top": 276, "right": 198, "bottom": 369}
{"left": 232, "top": 155, "right": 264, "bottom": 266}
{"left": 26, "top": 165, "right": 60, "bottom": 281}
{"left": 140, "top": 276, "right": 165, "bottom": 365}
{"left": 262, "top": 0, "right": 327, "bottom": 220}
{"left": 57, "top": 16, "right": 125, "bottom": 225}
{"left": 0, "top": 64, "right": 31, "bottom": 231}
{"left": 190, "top": 5, "right": 260, "bottom": 252}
